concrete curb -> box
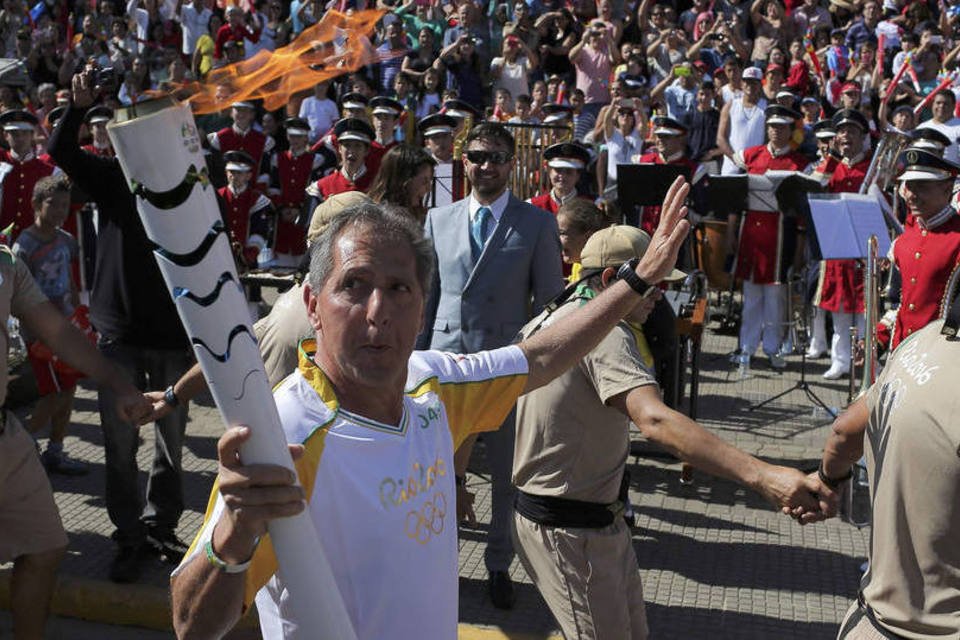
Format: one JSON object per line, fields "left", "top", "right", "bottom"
{"left": 0, "top": 568, "right": 560, "bottom": 638}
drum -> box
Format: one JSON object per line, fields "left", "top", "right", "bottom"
{"left": 697, "top": 220, "right": 731, "bottom": 290}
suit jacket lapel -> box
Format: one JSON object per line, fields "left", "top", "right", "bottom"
{"left": 455, "top": 200, "right": 474, "bottom": 276}
{"left": 465, "top": 196, "right": 517, "bottom": 290}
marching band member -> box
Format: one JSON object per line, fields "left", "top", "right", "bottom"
{"left": 207, "top": 101, "right": 275, "bottom": 180}
{"left": 909, "top": 127, "right": 951, "bottom": 157}
{"left": 877, "top": 149, "right": 960, "bottom": 351}
{"left": 370, "top": 96, "right": 404, "bottom": 151}
{"left": 810, "top": 120, "right": 836, "bottom": 168}
{"left": 304, "top": 118, "right": 376, "bottom": 212}
{"left": 81, "top": 106, "right": 115, "bottom": 158}
{"left": 217, "top": 150, "right": 275, "bottom": 269}
{"left": 441, "top": 98, "right": 481, "bottom": 137}
{"left": 419, "top": 113, "right": 459, "bottom": 207}
{"left": 729, "top": 105, "right": 808, "bottom": 370}
{"left": 812, "top": 109, "right": 871, "bottom": 380}
{"left": 802, "top": 119, "right": 837, "bottom": 358}
{"left": 635, "top": 116, "right": 705, "bottom": 236}
{"left": 541, "top": 103, "right": 574, "bottom": 127}
{"left": 529, "top": 141, "right": 591, "bottom": 215}
{"left": 267, "top": 117, "right": 332, "bottom": 266}
{"left": 0, "top": 109, "right": 60, "bottom": 241}
{"left": 417, "top": 113, "right": 459, "bottom": 207}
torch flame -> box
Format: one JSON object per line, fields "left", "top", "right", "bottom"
{"left": 185, "top": 10, "right": 390, "bottom": 115}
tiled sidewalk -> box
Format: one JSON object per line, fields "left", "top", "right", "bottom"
{"left": 0, "top": 324, "right": 868, "bottom": 639}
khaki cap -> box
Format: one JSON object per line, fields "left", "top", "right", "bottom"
{"left": 306, "top": 191, "right": 372, "bottom": 244}
{"left": 579, "top": 225, "right": 686, "bottom": 282}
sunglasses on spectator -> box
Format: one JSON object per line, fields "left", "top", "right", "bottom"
{"left": 466, "top": 150, "right": 514, "bottom": 164}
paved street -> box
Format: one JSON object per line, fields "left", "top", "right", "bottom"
{"left": 0, "top": 311, "right": 869, "bottom": 639}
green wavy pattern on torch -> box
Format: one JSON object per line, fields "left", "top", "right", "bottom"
{"left": 131, "top": 165, "right": 210, "bottom": 209}
{"left": 152, "top": 220, "right": 225, "bottom": 267}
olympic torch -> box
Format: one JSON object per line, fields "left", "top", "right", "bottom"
{"left": 107, "top": 96, "right": 356, "bottom": 639}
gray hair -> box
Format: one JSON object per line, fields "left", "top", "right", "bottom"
{"left": 308, "top": 202, "right": 435, "bottom": 294}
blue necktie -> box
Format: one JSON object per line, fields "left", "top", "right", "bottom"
{"left": 471, "top": 206, "right": 492, "bottom": 258}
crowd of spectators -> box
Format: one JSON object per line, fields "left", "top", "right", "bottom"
{"left": 1, "top": 0, "right": 959, "bottom": 186}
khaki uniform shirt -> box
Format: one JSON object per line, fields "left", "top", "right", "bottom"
{"left": 863, "top": 319, "right": 960, "bottom": 638}
{"left": 513, "top": 296, "right": 658, "bottom": 504}
{"left": 0, "top": 247, "right": 47, "bottom": 407}
{"left": 252, "top": 282, "right": 313, "bottom": 389}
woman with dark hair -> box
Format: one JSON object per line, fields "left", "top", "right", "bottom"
{"left": 434, "top": 33, "right": 486, "bottom": 109}
{"left": 366, "top": 144, "right": 437, "bottom": 223}
{"left": 401, "top": 26, "right": 438, "bottom": 85}
{"left": 534, "top": 8, "right": 578, "bottom": 83}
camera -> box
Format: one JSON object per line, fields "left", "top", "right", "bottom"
{"left": 96, "top": 67, "right": 117, "bottom": 90}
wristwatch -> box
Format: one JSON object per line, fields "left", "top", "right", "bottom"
{"left": 163, "top": 385, "right": 180, "bottom": 408}
{"left": 617, "top": 258, "right": 656, "bottom": 298}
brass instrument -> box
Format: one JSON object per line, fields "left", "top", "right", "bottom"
{"left": 502, "top": 121, "right": 574, "bottom": 201}
{"left": 839, "top": 234, "right": 880, "bottom": 527}
{"left": 857, "top": 235, "right": 881, "bottom": 396}
{"left": 859, "top": 128, "right": 911, "bottom": 231}
{"left": 859, "top": 128, "right": 911, "bottom": 197}
{"left": 451, "top": 113, "right": 473, "bottom": 201}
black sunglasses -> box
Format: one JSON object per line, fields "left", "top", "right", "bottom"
{"left": 466, "top": 150, "right": 513, "bottom": 165}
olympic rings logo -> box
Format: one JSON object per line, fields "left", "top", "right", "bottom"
{"left": 405, "top": 492, "right": 447, "bottom": 545}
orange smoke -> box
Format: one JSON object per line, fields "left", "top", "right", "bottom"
{"left": 186, "top": 10, "right": 389, "bottom": 115}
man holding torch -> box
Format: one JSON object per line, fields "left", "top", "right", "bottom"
{"left": 170, "top": 180, "right": 834, "bottom": 639}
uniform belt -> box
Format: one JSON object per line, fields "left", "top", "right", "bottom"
{"left": 837, "top": 592, "right": 908, "bottom": 640}
{"left": 515, "top": 490, "right": 623, "bottom": 529}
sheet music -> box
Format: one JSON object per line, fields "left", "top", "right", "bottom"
{"left": 845, "top": 194, "right": 892, "bottom": 256}
{"left": 809, "top": 196, "right": 854, "bottom": 259}
{"left": 808, "top": 192, "right": 890, "bottom": 259}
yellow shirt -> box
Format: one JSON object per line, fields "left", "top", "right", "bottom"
{"left": 195, "top": 33, "right": 214, "bottom": 78}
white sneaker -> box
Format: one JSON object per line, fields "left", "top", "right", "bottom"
{"left": 822, "top": 363, "right": 849, "bottom": 380}
{"left": 805, "top": 348, "right": 826, "bottom": 359}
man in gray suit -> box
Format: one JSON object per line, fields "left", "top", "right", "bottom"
{"left": 420, "top": 122, "right": 564, "bottom": 608}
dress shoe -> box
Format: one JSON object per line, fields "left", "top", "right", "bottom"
{"left": 767, "top": 353, "right": 787, "bottom": 370}
{"left": 147, "top": 528, "right": 190, "bottom": 564}
{"left": 822, "top": 363, "right": 849, "bottom": 380}
{"left": 488, "top": 570, "right": 516, "bottom": 610}
{"left": 109, "top": 543, "right": 147, "bottom": 583}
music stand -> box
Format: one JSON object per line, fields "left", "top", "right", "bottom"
{"left": 617, "top": 164, "right": 691, "bottom": 227}
{"left": 704, "top": 174, "right": 748, "bottom": 219}
{"left": 750, "top": 187, "right": 890, "bottom": 418}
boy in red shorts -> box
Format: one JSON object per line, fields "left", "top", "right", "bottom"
{"left": 13, "top": 175, "right": 87, "bottom": 475}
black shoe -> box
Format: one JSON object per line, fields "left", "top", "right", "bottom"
{"left": 146, "top": 529, "right": 189, "bottom": 564}
{"left": 41, "top": 449, "right": 89, "bottom": 476}
{"left": 488, "top": 570, "right": 516, "bottom": 610}
{"left": 109, "top": 544, "right": 146, "bottom": 583}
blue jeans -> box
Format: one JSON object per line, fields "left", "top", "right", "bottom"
{"left": 97, "top": 340, "right": 193, "bottom": 547}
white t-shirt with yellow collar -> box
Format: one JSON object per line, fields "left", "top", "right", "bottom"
{"left": 178, "top": 340, "right": 528, "bottom": 639}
